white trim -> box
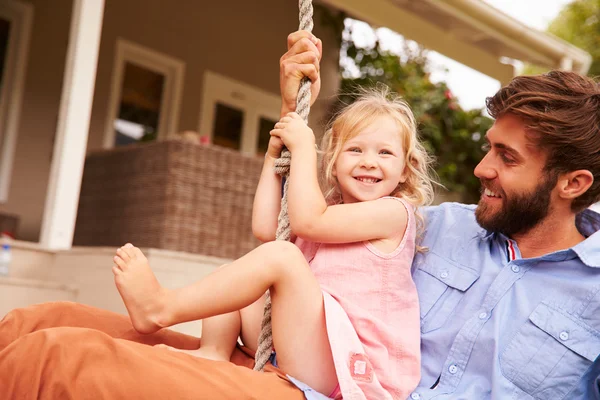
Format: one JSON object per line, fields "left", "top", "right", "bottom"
{"left": 39, "top": 0, "right": 105, "bottom": 250}
{"left": 0, "top": 1, "right": 33, "bottom": 203}
{"left": 560, "top": 57, "right": 574, "bottom": 71}
{"left": 103, "top": 39, "right": 185, "bottom": 148}
{"left": 199, "top": 71, "right": 281, "bottom": 155}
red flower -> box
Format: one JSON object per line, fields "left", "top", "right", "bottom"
{"left": 444, "top": 90, "right": 453, "bottom": 100}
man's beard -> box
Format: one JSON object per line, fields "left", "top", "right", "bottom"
{"left": 475, "top": 175, "right": 557, "bottom": 236}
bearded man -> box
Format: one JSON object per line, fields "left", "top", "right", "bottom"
{"left": 278, "top": 31, "right": 600, "bottom": 399}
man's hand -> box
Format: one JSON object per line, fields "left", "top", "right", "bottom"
{"left": 279, "top": 30, "right": 322, "bottom": 117}
{"left": 270, "top": 112, "right": 316, "bottom": 153}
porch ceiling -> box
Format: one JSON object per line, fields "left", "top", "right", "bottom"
{"left": 320, "top": 0, "right": 592, "bottom": 82}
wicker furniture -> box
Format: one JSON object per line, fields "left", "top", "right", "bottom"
{"left": 73, "top": 140, "right": 263, "bottom": 259}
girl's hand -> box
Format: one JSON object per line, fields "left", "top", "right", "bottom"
{"left": 266, "top": 135, "right": 284, "bottom": 160}
{"left": 270, "top": 112, "right": 315, "bottom": 153}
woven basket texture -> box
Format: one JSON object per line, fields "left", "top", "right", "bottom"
{"left": 73, "top": 139, "right": 263, "bottom": 259}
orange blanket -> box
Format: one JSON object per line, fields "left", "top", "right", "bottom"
{"left": 0, "top": 302, "right": 304, "bottom": 399}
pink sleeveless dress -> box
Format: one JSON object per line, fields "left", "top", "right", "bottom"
{"left": 294, "top": 197, "right": 421, "bottom": 399}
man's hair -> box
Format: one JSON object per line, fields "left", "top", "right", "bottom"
{"left": 486, "top": 70, "right": 600, "bottom": 212}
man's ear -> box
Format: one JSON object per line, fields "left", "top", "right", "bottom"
{"left": 557, "top": 170, "right": 594, "bottom": 201}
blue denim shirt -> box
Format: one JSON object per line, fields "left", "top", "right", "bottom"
{"left": 409, "top": 203, "right": 600, "bottom": 400}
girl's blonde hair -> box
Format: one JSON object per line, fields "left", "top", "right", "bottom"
{"left": 320, "top": 86, "right": 437, "bottom": 243}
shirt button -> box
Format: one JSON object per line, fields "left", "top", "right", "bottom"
{"left": 448, "top": 364, "right": 458, "bottom": 374}
{"left": 511, "top": 265, "right": 520, "bottom": 273}
{"left": 478, "top": 312, "right": 487, "bottom": 319}
{"left": 410, "top": 393, "right": 421, "bottom": 400}
{"left": 440, "top": 271, "right": 449, "bottom": 279}
{"left": 559, "top": 331, "right": 569, "bottom": 341}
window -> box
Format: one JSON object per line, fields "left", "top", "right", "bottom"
{"left": 104, "top": 39, "right": 185, "bottom": 148}
{"left": 0, "top": 2, "right": 33, "bottom": 203}
{"left": 199, "top": 71, "right": 281, "bottom": 157}
{"left": 212, "top": 103, "right": 243, "bottom": 149}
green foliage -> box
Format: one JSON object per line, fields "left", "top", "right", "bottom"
{"left": 549, "top": 0, "right": 600, "bottom": 76}
{"left": 523, "top": 0, "right": 600, "bottom": 76}
{"left": 337, "top": 26, "right": 491, "bottom": 203}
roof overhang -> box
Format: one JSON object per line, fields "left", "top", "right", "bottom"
{"left": 319, "top": 0, "right": 592, "bottom": 83}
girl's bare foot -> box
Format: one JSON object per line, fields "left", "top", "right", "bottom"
{"left": 154, "top": 344, "right": 231, "bottom": 362}
{"left": 112, "top": 244, "right": 169, "bottom": 334}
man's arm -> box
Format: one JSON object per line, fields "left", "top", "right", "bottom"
{"left": 586, "top": 357, "right": 600, "bottom": 399}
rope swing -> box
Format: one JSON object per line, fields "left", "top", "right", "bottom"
{"left": 254, "top": 0, "right": 314, "bottom": 372}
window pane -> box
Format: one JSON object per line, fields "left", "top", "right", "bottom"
{"left": 114, "top": 62, "right": 164, "bottom": 146}
{"left": 256, "top": 117, "right": 277, "bottom": 157}
{"left": 212, "top": 103, "right": 243, "bottom": 150}
{"left": 0, "top": 18, "right": 10, "bottom": 91}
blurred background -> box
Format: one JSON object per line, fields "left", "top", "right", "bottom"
{"left": 0, "top": 0, "right": 597, "bottom": 324}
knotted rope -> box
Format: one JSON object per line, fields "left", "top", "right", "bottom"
{"left": 254, "top": 0, "right": 313, "bottom": 371}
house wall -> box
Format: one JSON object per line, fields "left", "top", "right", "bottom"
{"left": 0, "top": 0, "right": 342, "bottom": 243}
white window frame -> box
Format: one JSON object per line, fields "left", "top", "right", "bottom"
{"left": 0, "top": 1, "right": 33, "bottom": 203}
{"left": 199, "top": 71, "right": 281, "bottom": 156}
{"left": 103, "top": 38, "right": 185, "bottom": 148}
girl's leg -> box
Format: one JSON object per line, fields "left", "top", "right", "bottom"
{"left": 156, "top": 311, "right": 240, "bottom": 361}
{"left": 156, "top": 263, "right": 263, "bottom": 361}
{"left": 160, "top": 295, "right": 266, "bottom": 360}
{"left": 239, "top": 293, "right": 267, "bottom": 352}
{"left": 198, "top": 312, "right": 241, "bottom": 359}
{"left": 113, "top": 241, "right": 337, "bottom": 394}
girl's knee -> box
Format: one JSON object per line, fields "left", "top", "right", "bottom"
{"left": 258, "top": 241, "right": 306, "bottom": 272}
{"left": 259, "top": 240, "right": 302, "bottom": 257}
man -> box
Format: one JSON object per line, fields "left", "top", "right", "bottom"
{"left": 2, "top": 31, "right": 600, "bottom": 399}
{"left": 279, "top": 31, "right": 600, "bottom": 399}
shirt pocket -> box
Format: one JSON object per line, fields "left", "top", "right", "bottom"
{"left": 412, "top": 252, "right": 479, "bottom": 333}
{"left": 500, "top": 301, "right": 600, "bottom": 400}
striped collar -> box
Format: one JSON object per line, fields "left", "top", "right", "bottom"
{"left": 506, "top": 239, "right": 518, "bottom": 262}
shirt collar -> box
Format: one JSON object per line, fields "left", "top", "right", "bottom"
{"left": 572, "top": 209, "right": 600, "bottom": 268}
{"left": 482, "top": 209, "right": 600, "bottom": 268}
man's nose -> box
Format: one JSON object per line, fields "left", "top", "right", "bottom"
{"left": 474, "top": 152, "right": 497, "bottom": 180}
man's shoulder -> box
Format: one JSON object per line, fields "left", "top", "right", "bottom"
{"left": 419, "top": 202, "right": 484, "bottom": 250}
{"left": 423, "top": 202, "right": 479, "bottom": 229}
{"left": 423, "top": 202, "right": 477, "bottom": 218}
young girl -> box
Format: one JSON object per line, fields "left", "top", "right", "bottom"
{"left": 112, "top": 87, "right": 435, "bottom": 399}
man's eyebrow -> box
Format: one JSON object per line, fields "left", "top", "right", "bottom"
{"left": 495, "top": 143, "right": 522, "bottom": 157}
{"left": 483, "top": 134, "right": 523, "bottom": 159}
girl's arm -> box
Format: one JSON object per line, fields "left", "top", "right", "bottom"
{"left": 251, "top": 142, "right": 283, "bottom": 243}
{"left": 288, "top": 147, "right": 408, "bottom": 244}
{"left": 271, "top": 113, "right": 408, "bottom": 244}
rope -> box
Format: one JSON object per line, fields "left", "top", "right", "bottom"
{"left": 254, "top": 0, "right": 313, "bottom": 372}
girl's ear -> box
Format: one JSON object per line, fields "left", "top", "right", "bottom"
{"left": 399, "top": 165, "right": 408, "bottom": 184}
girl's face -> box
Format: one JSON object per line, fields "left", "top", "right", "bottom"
{"left": 332, "top": 115, "right": 408, "bottom": 204}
